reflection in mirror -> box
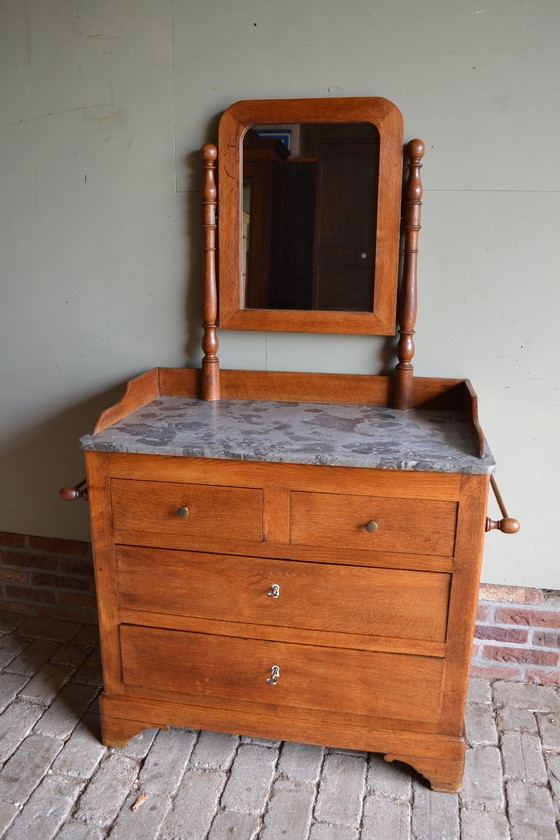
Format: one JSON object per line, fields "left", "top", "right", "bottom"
{"left": 242, "top": 122, "right": 380, "bottom": 313}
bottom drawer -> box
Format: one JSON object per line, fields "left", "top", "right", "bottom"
{"left": 120, "top": 624, "right": 444, "bottom": 724}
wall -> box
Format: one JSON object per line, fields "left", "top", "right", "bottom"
{"left": 1, "top": 0, "right": 559, "bottom": 588}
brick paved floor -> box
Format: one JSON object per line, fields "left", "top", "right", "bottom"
{"left": 0, "top": 610, "right": 559, "bottom": 840}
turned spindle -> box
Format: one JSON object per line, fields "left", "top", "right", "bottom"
{"left": 486, "top": 475, "right": 520, "bottom": 534}
{"left": 201, "top": 143, "right": 220, "bottom": 401}
{"left": 393, "top": 139, "right": 425, "bottom": 410}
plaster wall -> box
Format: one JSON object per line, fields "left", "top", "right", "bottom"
{"left": 1, "top": 0, "right": 558, "bottom": 587}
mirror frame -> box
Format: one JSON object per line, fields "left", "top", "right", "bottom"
{"left": 217, "top": 97, "right": 404, "bottom": 335}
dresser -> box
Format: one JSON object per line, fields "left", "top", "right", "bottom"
{"left": 64, "top": 97, "right": 518, "bottom": 792}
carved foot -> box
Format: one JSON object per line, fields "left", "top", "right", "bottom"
{"left": 100, "top": 714, "right": 168, "bottom": 750}
{"left": 384, "top": 753, "right": 465, "bottom": 793}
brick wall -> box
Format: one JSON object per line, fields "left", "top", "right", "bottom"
{"left": 0, "top": 531, "right": 97, "bottom": 624}
{"left": 471, "top": 584, "right": 560, "bottom": 686}
{"left": 1, "top": 531, "right": 559, "bottom": 684}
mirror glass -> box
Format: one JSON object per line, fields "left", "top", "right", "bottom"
{"left": 242, "top": 122, "right": 380, "bottom": 313}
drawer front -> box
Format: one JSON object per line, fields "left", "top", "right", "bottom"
{"left": 120, "top": 624, "right": 444, "bottom": 724}
{"left": 111, "top": 479, "right": 262, "bottom": 542}
{"left": 290, "top": 491, "right": 457, "bottom": 556}
{"left": 117, "top": 546, "right": 450, "bottom": 643}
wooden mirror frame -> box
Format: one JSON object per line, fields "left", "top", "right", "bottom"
{"left": 217, "top": 97, "right": 404, "bottom": 335}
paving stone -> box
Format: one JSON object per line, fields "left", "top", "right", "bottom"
{"left": 139, "top": 727, "right": 197, "bottom": 794}
{"left": 19, "top": 663, "right": 73, "bottom": 705}
{"left": 106, "top": 791, "right": 172, "bottom": 840}
{"left": 277, "top": 741, "right": 324, "bottom": 783}
{"left": 0, "top": 612, "right": 25, "bottom": 633}
{"left": 4, "top": 639, "right": 60, "bottom": 675}
{"left": 74, "top": 752, "right": 138, "bottom": 828}
{"left": 18, "top": 617, "right": 82, "bottom": 643}
{"left": 260, "top": 778, "right": 315, "bottom": 840}
{"left": 190, "top": 730, "right": 239, "bottom": 770}
{"left": 461, "top": 745, "right": 504, "bottom": 810}
{"left": 465, "top": 702, "right": 498, "bottom": 745}
{"left": 70, "top": 650, "right": 102, "bottom": 686}
{"left": 497, "top": 705, "right": 538, "bottom": 733}
{"left": 73, "top": 625, "right": 100, "bottom": 647}
{"left": 159, "top": 767, "right": 226, "bottom": 840}
{"left": 0, "top": 653, "right": 14, "bottom": 668}
{"left": 57, "top": 822, "right": 104, "bottom": 840}
{"left": 0, "top": 800, "right": 19, "bottom": 836}
{"left": 536, "top": 711, "right": 560, "bottom": 750}
{"left": 0, "top": 699, "right": 45, "bottom": 762}
{"left": 506, "top": 779, "right": 558, "bottom": 840}
{"left": 493, "top": 680, "right": 560, "bottom": 712}
{"left": 0, "top": 672, "right": 29, "bottom": 713}
{"left": 367, "top": 753, "right": 412, "bottom": 800}
{"left": 221, "top": 743, "right": 278, "bottom": 814}
{"left": 0, "top": 733, "right": 63, "bottom": 804}
{"left": 546, "top": 753, "right": 560, "bottom": 820}
{"left": 501, "top": 731, "right": 548, "bottom": 783}
{"left": 309, "top": 825, "right": 359, "bottom": 840}
{"left": 52, "top": 714, "right": 106, "bottom": 779}
{"left": 467, "top": 677, "right": 492, "bottom": 704}
{"left": 207, "top": 809, "right": 260, "bottom": 840}
{"left": 411, "top": 783, "right": 460, "bottom": 840}
{"left": 460, "top": 805, "right": 510, "bottom": 840}
{"left": 0, "top": 634, "right": 29, "bottom": 658}
{"left": 34, "top": 683, "right": 99, "bottom": 739}
{"left": 362, "top": 793, "right": 411, "bottom": 839}
{"left": 119, "top": 725, "right": 158, "bottom": 759}
{"left": 50, "top": 642, "right": 92, "bottom": 668}
{"left": 241, "top": 735, "right": 282, "bottom": 747}
{"left": 3, "top": 773, "right": 83, "bottom": 840}
{"left": 314, "top": 752, "right": 367, "bottom": 828}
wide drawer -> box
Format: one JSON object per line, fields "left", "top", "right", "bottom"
{"left": 290, "top": 491, "right": 457, "bottom": 556}
{"left": 120, "top": 624, "right": 444, "bottom": 724}
{"left": 110, "top": 479, "right": 262, "bottom": 542}
{"left": 116, "top": 546, "right": 450, "bottom": 643}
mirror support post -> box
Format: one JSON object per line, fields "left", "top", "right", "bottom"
{"left": 393, "top": 139, "right": 425, "bottom": 410}
{"left": 201, "top": 144, "right": 220, "bottom": 401}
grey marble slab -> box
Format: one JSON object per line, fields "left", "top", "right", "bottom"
{"left": 80, "top": 396, "right": 495, "bottom": 474}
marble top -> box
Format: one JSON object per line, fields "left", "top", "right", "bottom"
{"left": 80, "top": 396, "right": 495, "bottom": 474}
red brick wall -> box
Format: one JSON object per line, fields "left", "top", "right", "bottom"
{"left": 0, "top": 532, "right": 97, "bottom": 624}
{"left": 471, "top": 585, "right": 560, "bottom": 685}
{"left": 1, "top": 532, "right": 559, "bottom": 685}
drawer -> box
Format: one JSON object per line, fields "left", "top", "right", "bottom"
{"left": 120, "top": 624, "right": 444, "bottom": 724}
{"left": 110, "top": 479, "right": 262, "bottom": 542}
{"left": 290, "top": 491, "right": 457, "bottom": 556}
{"left": 117, "top": 546, "right": 450, "bottom": 643}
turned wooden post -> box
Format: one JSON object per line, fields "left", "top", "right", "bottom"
{"left": 201, "top": 143, "right": 220, "bottom": 401}
{"left": 393, "top": 139, "right": 424, "bottom": 410}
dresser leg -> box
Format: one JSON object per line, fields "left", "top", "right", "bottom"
{"left": 100, "top": 714, "right": 168, "bottom": 750}
{"left": 384, "top": 752, "right": 465, "bottom": 793}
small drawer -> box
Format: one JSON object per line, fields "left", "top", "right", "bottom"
{"left": 290, "top": 491, "right": 457, "bottom": 556}
{"left": 117, "top": 546, "right": 451, "bottom": 643}
{"left": 111, "top": 479, "right": 262, "bottom": 543}
{"left": 120, "top": 624, "right": 444, "bottom": 724}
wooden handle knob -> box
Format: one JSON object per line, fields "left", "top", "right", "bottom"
{"left": 60, "top": 481, "right": 88, "bottom": 501}
{"left": 486, "top": 516, "right": 520, "bottom": 534}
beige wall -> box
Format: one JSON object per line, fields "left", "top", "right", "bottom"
{"left": 1, "top": 0, "right": 558, "bottom": 587}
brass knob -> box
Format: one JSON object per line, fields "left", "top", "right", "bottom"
{"left": 176, "top": 507, "right": 189, "bottom": 519}
{"left": 364, "top": 520, "right": 378, "bottom": 534}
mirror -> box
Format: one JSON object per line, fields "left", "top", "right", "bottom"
{"left": 218, "top": 98, "right": 404, "bottom": 335}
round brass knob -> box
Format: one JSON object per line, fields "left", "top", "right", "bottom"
{"left": 176, "top": 507, "right": 189, "bottom": 519}
{"left": 364, "top": 520, "right": 378, "bottom": 534}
